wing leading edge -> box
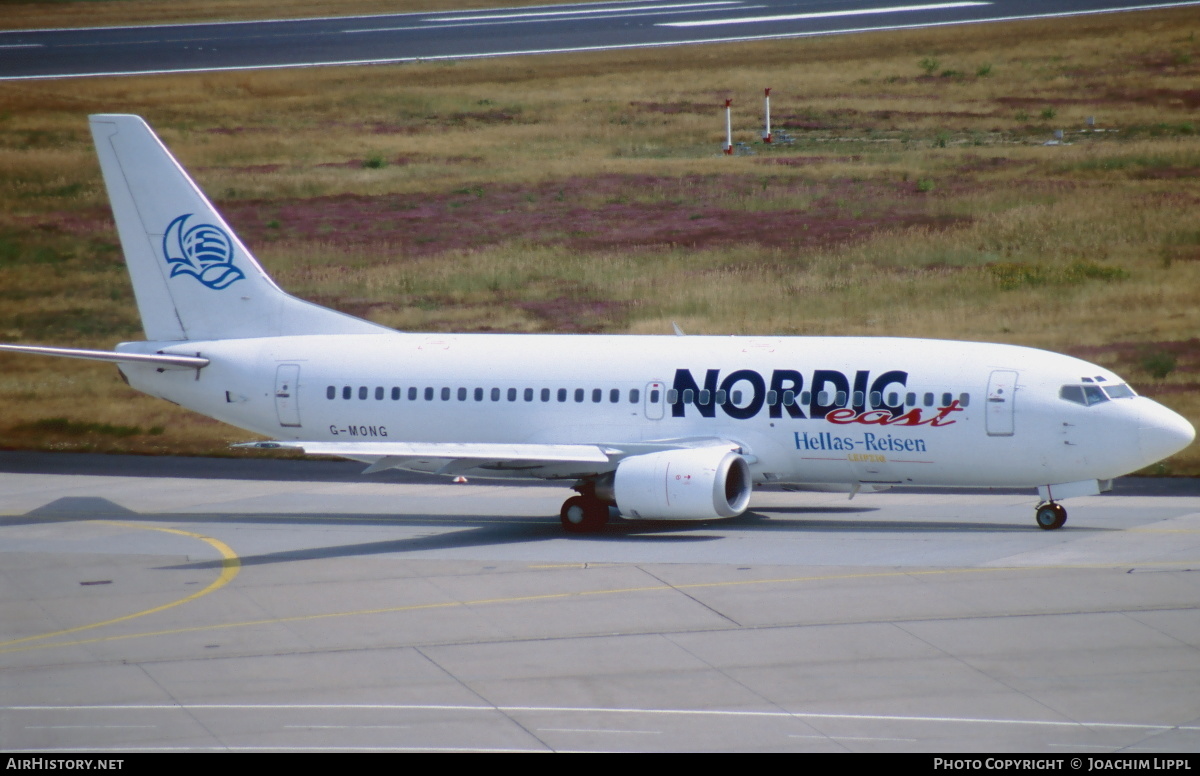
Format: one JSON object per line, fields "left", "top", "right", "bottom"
{"left": 236, "top": 438, "right": 748, "bottom": 477}
{"left": 237, "top": 440, "right": 614, "bottom": 476}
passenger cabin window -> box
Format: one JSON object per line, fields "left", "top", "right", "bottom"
{"left": 327, "top": 386, "right": 336, "bottom": 400}
{"left": 632, "top": 389, "right": 642, "bottom": 403}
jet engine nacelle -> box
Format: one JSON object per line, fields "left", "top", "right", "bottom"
{"left": 614, "top": 447, "right": 752, "bottom": 520}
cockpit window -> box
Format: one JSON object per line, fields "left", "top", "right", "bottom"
{"left": 1102, "top": 383, "right": 1136, "bottom": 399}
{"left": 1060, "top": 384, "right": 1109, "bottom": 406}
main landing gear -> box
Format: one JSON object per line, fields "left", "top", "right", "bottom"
{"left": 560, "top": 495, "right": 609, "bottom": 533}
{"left": 1035, "top": 501, "right": 1067, "bottom": 530}
{"left": 560, "top": 481, "right": 612, "bottom": 534}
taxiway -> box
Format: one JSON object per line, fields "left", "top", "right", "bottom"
{"left": 2, "top": 454, "right": 1198, "bottom": 752}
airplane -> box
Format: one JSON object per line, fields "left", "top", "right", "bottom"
{"left": 0, "top": 114, "right": 1194, "bottom": 534}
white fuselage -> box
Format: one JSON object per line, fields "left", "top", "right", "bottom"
{"left": 117, "top": 333, "right": 1183, "bottom": 489}
{"left": 13, "top": 114, "right": 1191, "bottom": 532}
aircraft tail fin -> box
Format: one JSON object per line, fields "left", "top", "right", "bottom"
{"left": 89, "top": 114, "right": 386, "bottom": 341}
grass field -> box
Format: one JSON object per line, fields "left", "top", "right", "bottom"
{"left": 1, "top": 4, "right": 1198, "bottom": 474}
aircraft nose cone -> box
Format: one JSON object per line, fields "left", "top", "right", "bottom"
{"left": 1138, "top": 400, "right": 1196, "bottom": 463}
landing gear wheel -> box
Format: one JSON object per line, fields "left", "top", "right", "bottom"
{"left": 560, "top": 495, "right": 609, "bottom": 534}
{"left": 1035, "top": 502, "right": 1067, "bottom": 530}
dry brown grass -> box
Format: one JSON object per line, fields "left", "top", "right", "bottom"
{"left": 1, "top": 6, "right": 1198, "bottom": 474}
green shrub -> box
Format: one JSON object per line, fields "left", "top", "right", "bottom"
{"left": 1141, "top": 351, "right": 1177, "bottom": 380}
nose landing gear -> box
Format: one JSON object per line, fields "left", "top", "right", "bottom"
{"left": 1035, "top": 501, "right": 1067, "bottom": 530}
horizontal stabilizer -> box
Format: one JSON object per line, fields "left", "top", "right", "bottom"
{"left": 0, "top": 344, "right": 208, "bottom": 369}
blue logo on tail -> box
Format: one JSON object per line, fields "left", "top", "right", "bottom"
{"left": 163, "top": 214, "right": 244, "bottom": 290}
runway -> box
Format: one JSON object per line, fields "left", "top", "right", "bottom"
{"left": 3, "top": 0, "right": 1199, "bottom": 80}
{"left": 2, "top": 454, "right": 1198, "bottom": 751}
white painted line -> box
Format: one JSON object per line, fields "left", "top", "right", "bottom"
{"left": 6, "top": 2, "right": 1200, "bottom": 82}
{"left": 660, "top": 1, "right": 990, "bottom": 28}
{"left": 26, "top": 725, "right": 156, "bottom": 729}
{"left": 792, "top": 734, "right": 919, "bottom": 742}
{"left": 431, "top": 1, "right": 742, "bottom": 22}
{"left": 539, "top": 727, "right": 662, "bottom": 734}
{"left": 0, "top": 44, "right": 44, "bottom": 49}
{"left": 284, "top": 724, "right": 412, "bottom": 729}
{"left": 344, "top": 5, "right": 762, "bottom": 33}
{"left": 0, "top": 0, "right": 675, "bottom": 33}
{"left": 7, "top": 703, "right": 1200, "bottom": 732}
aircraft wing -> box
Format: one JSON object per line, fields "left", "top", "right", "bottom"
{"left": 236, "top": 438, "right": 748, "bottom": 476}
{"left": 237, "top": 440, "right": 614, "bottom": 475}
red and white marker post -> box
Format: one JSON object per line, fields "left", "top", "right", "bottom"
{"left": 762, "top": 88, "right": 772, "bottom": 143}
{"left": 723, "top": 99, "right": 733, "bottom": 155}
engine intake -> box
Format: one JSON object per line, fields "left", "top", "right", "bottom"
{"left": 614, "top": 446, "right": 752, "bottom": 520}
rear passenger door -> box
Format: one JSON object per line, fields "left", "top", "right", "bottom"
{"left": 275, "top": 364, "right": 302, "bottom": 428}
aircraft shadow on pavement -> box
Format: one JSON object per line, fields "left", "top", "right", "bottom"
{"left": 3, "top": 496, "right": 1106, "bottom": 572}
